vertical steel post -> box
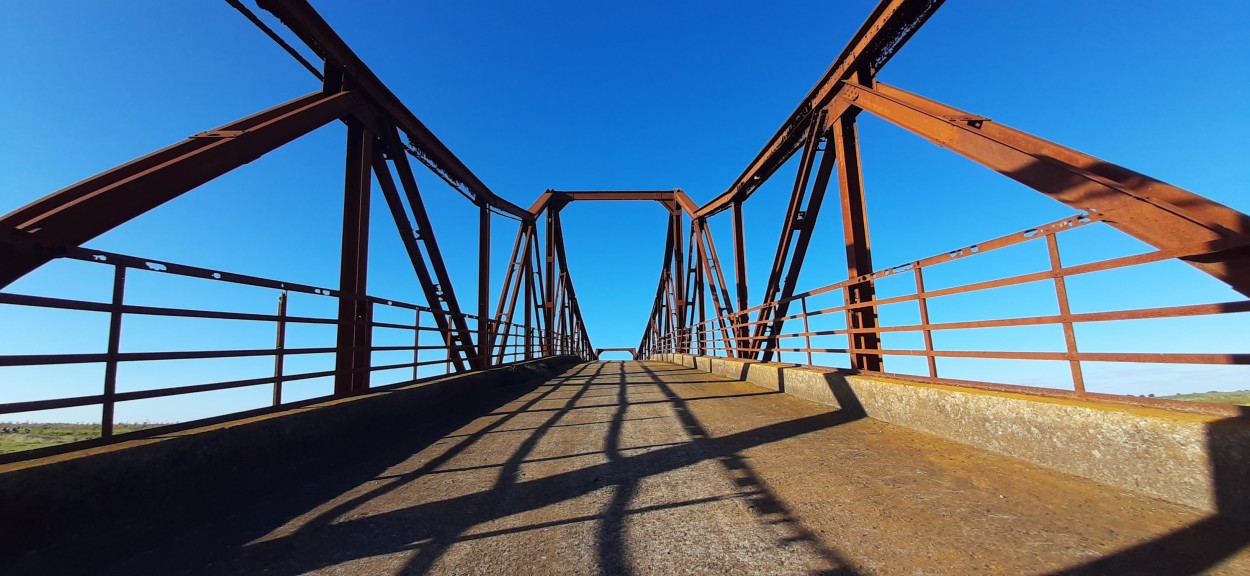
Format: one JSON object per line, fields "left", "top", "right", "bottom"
{"left": 272, "top": 290, "right": 288, "bottom": 406}
{"left": 444, "top": 321, "right": 451, "bottom": 374}
{"left": 413, "top": 309, "right": 422, "bottom": 381}
{"left": 1047, "top": 234, "right": 1086, "bottom": 394}
{"left": 523, "top": 232, "right": 533, "bottom": 360}
{"left": 335, "top": 121, "right": 373, "bottom": 395}
{"left": 671, "top": 211, "right": 686, "bottom": 348}
{"left": 730, "top": 201, "right": 745, "bottom": 354}
{"left": 692, "top": 221, "right": 706, "bottom": 356}
{"left": 544, "top": 209, "right": 557, "bottom": 356}
{"left": 101, "top": 264, "right": 126, "bottom": 439}
{"left": 801, "top": 296, "right": 813, "bottom": 366}
{"left": 478, "top": 203, "right": 491, "bottom": 369}
{"left": 913, "top": 267, "right": 937, "bottom": 378}
{"left": 833, "top": 113, "right": 882, "bottom": 372}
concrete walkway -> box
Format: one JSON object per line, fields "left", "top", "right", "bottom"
{"left": 17, "top": 361, "right": 1250, "bottom": 574}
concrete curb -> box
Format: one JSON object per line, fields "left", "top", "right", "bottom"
{"left": 655, "top": 353, "right": 1250, "bottom": 522}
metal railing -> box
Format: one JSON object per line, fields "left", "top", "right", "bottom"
{"left": 0, "top": 246, "right": 577, "bottom": 438}
{"left": 647, "top": 213, "right": 1250, "bottom": 404}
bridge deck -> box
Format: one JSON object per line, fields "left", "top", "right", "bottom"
{"left": 17, "top": 361, "right": 1250, "bottom": 574}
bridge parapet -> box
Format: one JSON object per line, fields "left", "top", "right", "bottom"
{"left": 0, "top": 355, "right": 581, "bottom": 556}
{"left": 655, "top": 352, "right": 1250, "bottom": 521}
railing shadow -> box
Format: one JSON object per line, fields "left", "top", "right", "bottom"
{"left": 164, "top": 361, "right": 859, "bottom": 574}
{"left": 3, "top": 361, "right": 590, "bottom": 574}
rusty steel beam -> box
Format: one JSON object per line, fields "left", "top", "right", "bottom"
{"left": 670, "top": 211, "right": 687, "bottom": 342}
{"left": 549, "top": 211, "right": 594, "bottom": 355}
{"left": 523, "top": 225, "right": 535, "bottom": 360}
{"left": 372, "top": 154, "right": 471, "bottom": 373}
{"left": 694, "top": 220, "right": 738, "bottom": 355}
{"left": 543, "top": 206, "right": 559, "bottom": 355}
{"left": 257, "top": 0, "right": 532, "bottom": 220}
{"left": 528, "top": 189, "right": 695, "bottom": 217}
{"left": 752, "top": 113, "right": 833, "bottom": 361}
{"left": 841, "top": 81, "right": 1250, "bottom": 297}
{"left": 377, "top": 127, "right": 476, "bottom": 370}
{"left": 491, "top": 221, "right": 533, "bottom": 363}
{"left": 682, "top": 224, "right": 702, "bottom": 353}
{"left": 477, "top": 203, "right": 491, "bottom": 369}
{"left": 730, "top": 201, "right": 750, "bottom": 357}
{"left": 334, "top": 119, "right": 373, "bottom": 395}
{"left": 832, "top": 113, "right": 883, "bottom": 371}
{"left": 694, "top": 0, "right": 944, "bottom": 217}
{"left": 0, "top": 90, "right": 360, "bottom": 289}
{"left": 637, "top": 214, "right": 681, "bottom": 356}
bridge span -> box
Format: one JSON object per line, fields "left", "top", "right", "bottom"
{"left": 4, "top": 360, "right": 1249, "bottom": 574}
{"left": 3, "top": 0, "right": 1250, "bottom": 572}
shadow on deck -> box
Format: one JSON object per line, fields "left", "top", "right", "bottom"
{"left": 3, "top": 361, "right": 1249, "bottom": 575}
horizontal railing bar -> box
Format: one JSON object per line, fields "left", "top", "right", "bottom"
{"left": 0, "top": 368, "right": 339, "bottom": 414}
{"left": 0, "top": 343, "right": 431, "bottom": 367}
{"left": 63, "top": 247, "right": 341, "bottom": 298}
{"left": 845, "top": 348, "right": 1250, "bottom": 365}
{"left": 688, "top": 300, "right": 1250, "bottom": 345}
{"left": 0, "top": 292, "right": 340, "bottom": 324}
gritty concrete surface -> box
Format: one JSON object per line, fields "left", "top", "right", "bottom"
{"left": 0, "top": 356, "right": 580, "bottom": 558}
{"left": 7, "top": 361, "right": 1250, "bottom": 575}
{"left": 658, "top": 352, "right": 1250, "bottom": 519}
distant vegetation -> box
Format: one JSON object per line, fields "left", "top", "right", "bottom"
{"left": 0, "top": 423, "right": 166, "bottom": 455}
{"left": 1161, "top": 391, "right": 1250, "bottom": 406}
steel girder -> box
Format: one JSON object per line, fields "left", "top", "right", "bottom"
{"left": 0, "top": 91, "right": 360, "bottom": 289}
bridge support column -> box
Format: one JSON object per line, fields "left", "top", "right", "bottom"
{"left": 833, "top": 111, "right": 883, "bottom": 372}
{"left": 731, "top": 201, "right": 749, "bottom": 358}
{"left": 335, "top": 119, "right": 373, "bottom": 394}
{"left": 477, "top": 203, "right": 491, "bottom": 369}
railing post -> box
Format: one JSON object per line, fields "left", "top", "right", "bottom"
{"left": 443, "top": 319, "right": 452, "bottom": 374}
{"left": 913, "top": 266, "right": 937, "bottom": 378}
{"left": 801, "top": 296, "right": 813, "bottom": 366}
{"left": 413, "top": 309, "right": 421, "bottom": 381}
{"left": 101, "top": 264, "right": 126, "bottom": 439}
{"left": 272, "top": 290, "right": 288, "bottom": 406}
{"left": 1047, "top": 234, "right": 1086, "bottom": 395}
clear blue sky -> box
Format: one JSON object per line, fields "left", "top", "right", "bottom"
{"left": 2, "top": 1, "right": 1248, "bottom": 422}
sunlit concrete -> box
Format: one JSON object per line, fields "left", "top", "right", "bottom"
{"left": 5, "top": 361, "right": 1249, "bottom": 574}
{"left": 658, "top": 352, "right": 1250, "bottom": 519}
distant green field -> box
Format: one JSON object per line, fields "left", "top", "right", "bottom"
{"left": 0, "top": 423, "right": 165, "bottom": 455}
{"left": 1160, "top": 391, "right": 1250, "bottom": 406}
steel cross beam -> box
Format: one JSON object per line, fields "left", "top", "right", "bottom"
{"left": 548, "top": 212, "right": 595, "bottom": 356}
{"left": 0, "top": 91, "right": 361, "bottom": 289}
{"left": 528, "top": 189, "right": 697, "bottom": 218}
{"left": 490, "top": 221, "right": 536, "bottom": 364}
{"left": 694, "top": 0, "right": 945, "bottom": 218}
{"left": 374, "top": 127, "right": 478, "bottom": 371}
{"left": 692, "top": 219, "right": 737, "bottom": 356}
{"left": 835, "top": 81, "right": 1250, "bottom": 297}
{"left": 595, "top": 348, "right": 639, "bottom": 360}
{"left": 256, "top": 0, "right": 532, "bottom": 220}
{"left": 752, "top": 110, "right": 845, "bottom": 364}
